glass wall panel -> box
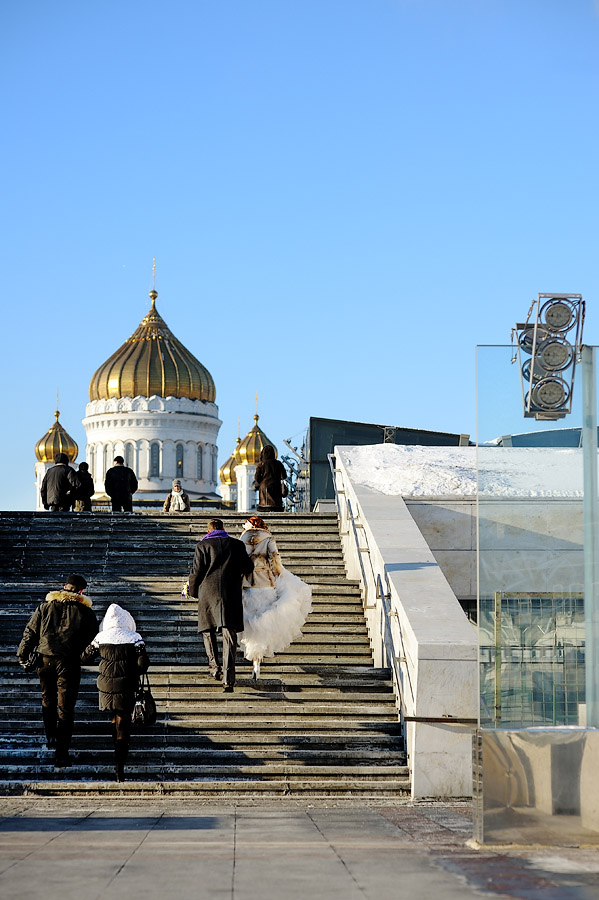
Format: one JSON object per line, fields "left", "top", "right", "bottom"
{"left": 476, "top": 345, "right": 586, "bottom": 728}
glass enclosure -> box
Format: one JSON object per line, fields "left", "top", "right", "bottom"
{"left": 476, "top": 344, "right": 586, "bottom": 729}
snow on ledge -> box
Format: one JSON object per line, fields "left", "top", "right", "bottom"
{"left": 336, "top": 444, "right": 584, "bottom": 498}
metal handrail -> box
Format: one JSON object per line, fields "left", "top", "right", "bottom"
{"left": 327, "top": 453, "right": 414, "bottom": 709}
{"left": 378, "top": 574, "right": 415, "bottom": 707}
{"left": 346, "top": 498, "right": 374, "bottom": 607}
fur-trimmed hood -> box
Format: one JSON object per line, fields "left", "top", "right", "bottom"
{"left": 45, "top": 589, "right": 93, "bottom": 608}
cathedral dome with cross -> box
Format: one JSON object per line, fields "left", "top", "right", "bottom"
{"left": 82, "top": 263, "right": 222, "bottom": 502}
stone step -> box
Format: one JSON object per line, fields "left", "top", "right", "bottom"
{"left": 0, "top": 663, "right": 391, "bottom": 677}
{"left": 0, "top": 748, "right": 405, "bottom": 764}
{"left": 0, "top": 740, "right": 405, "bottom": 758}
{"left": 0, "top": 617, "right": 369, "bottom": 631}
{"left": 0, "top": 720, "right": 403, "bottom": 735}
{"left": 0, "top": 778, "right": 411, "bottom": 798}
{"left": 0, "top": 762, "right": 408, "bottom": 780}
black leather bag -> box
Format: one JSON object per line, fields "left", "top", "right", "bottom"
{"left": 131, "top": 672, "right": 157, "bottom": 727}
{"left": 281, "top": 481, "right": 289, "bottom": 498}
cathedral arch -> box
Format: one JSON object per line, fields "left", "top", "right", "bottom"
{"left": 150, "top": 442, "right": 160, "bottom": 477}
{"left": 125, "top": 442, "right": 135, "bottom": 470}
{"left": 176, "top": 443, "right": 184, "bottom": 478}
{"left": 103, "top": 444, "right": 112, "bottom": 478}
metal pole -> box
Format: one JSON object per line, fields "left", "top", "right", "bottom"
{"left": 582, "top": 345, "right": 599, "bottom": 727}
{"left": 494, "top": 591, "right": 502, "bottom": 727}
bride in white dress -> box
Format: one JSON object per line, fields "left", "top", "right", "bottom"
{"left": 240, "top": 516, "right": 312, "bottom": 680}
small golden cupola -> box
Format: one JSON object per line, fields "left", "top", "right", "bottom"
{"left": 237, "top": 415, "right": 277, "bottom": 466}
{"left": 219, "top": 437, "right": 242, "bottom": 485}
{"left": 88, "top": 289, "right": 216, "bottom": 402}
{"left": 35, "top": 411, "right": 78, "bottom": 463}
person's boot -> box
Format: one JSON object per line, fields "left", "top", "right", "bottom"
{"left": 114, "top": 739, "right": 129, "bottom": 782}
{"left": 54, "top": 743, "right": 71, "bottom": 768}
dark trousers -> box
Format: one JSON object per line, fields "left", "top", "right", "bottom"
{"left": 38, "top": 656, "right": 81, "bottom": 754}
{"left": 111, "top": 494, "right": 132, "bottom": 512}
{"left": 202, "top": 627, "right": 238, "bottom": 685}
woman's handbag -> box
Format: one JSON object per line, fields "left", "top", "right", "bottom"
{"left": 281, "top": 481, "right": 289, "bottom": 498}
{"left": 132, "top": 672, "right": 157, "bottom": 727}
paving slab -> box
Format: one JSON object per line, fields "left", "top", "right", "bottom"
{"left": 0, "top": 800, "right": 598, "bottom": 900}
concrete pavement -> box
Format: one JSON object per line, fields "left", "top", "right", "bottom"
{"left": 0, "top": 799, "right": 598, "bottom": 900}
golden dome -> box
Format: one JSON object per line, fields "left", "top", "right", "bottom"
{"left": 89, "top": 291, "right": 216, "bottom": 402}
{"left": 237, "top": 415, "right": 277, "bottom": 466}
{"left": 219, "top": 438, "right": 242, "bottom": 485}
{"left": 35, "top": 411, "right": 79, "bottom": 463}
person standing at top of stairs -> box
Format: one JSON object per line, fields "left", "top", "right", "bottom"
{"left": 41, "top": 453, "right": 80, "bottom": 512}
{"left": 16, "top": 573, "right": 98, "bottom": 769}
{"left": 105, "top": 455, "right": 138, "bottom": 513}
{"left": 188, "top": 518, "right": 254, "bottom": 693}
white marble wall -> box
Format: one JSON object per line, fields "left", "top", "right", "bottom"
{"left": 335, "top": 447, "right": 478, "bottom": 799}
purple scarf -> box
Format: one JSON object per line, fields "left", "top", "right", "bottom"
{"left": 201, "top": 529, "right": 229, "bottom": 540}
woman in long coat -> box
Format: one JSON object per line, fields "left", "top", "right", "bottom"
{"left": 253, "top": 446, "right": 287, "bottom": 512}
{"left": 82, "top": 604, "right": 149, "bottom": 781}
{"left": 240, "top": 516, "right": 312, "bottom": 680}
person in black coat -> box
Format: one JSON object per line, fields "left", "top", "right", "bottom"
{"left": 81, "top": 603, "right": 149, "bottom": 782}
{"left": 104, "top": 455, "right": 138, "bottom": 512}
{"left": 17, "top": 573, "right": 98, "bottom": 768}
{"left": 253, "top": 445, "right": 287, "bottom": 512}
{"left": 73, "top": 461, "right": 95, "bottom": 512}
{"left": 188, "top": 518, "right": 254, "bottom": 691}
{"left": 41, "top": 453, "right": 81, "bottom": 511}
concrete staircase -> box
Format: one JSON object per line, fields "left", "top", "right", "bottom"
{"left": 0, "top": 511, "right": 408, "bottom": 798}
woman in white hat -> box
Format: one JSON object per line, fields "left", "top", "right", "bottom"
{"left": 82, "top": 604, "right": 149, "bottom": 781}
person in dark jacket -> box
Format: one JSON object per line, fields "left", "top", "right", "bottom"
{"left": 105, "top": 455, "right": 138, "bottom": 512}
{"left": 17, "top": 573, "right": 98, "bottom": 768}
{"left": 81, "top": 604, "right": 149, "bottom": 782}
{"left": 188, "top": 518, "right": 254, "bottom": 692}
{"left": 41, "top": 453, "right": 80, "bottom": 511}
{"left": 253, "top": 445, "right": 287, "bottom": 512}
{"left": 73, "top": 461, "right": 95, "bottom": 512}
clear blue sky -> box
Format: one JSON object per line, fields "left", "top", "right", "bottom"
{"left": 2, "top": 1, "right": 599, "bottom": 510}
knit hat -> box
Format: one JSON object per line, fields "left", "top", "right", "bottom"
{"left": 172, "top": 479, "right": 181, "bottom": 487}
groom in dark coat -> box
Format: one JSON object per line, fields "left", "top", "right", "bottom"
{"left": 188, "top": 518, "right": 254, "bottom": 692}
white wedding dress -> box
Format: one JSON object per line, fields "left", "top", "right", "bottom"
{"left": 240, "top": 527, "right": 312, "bottom": 670}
